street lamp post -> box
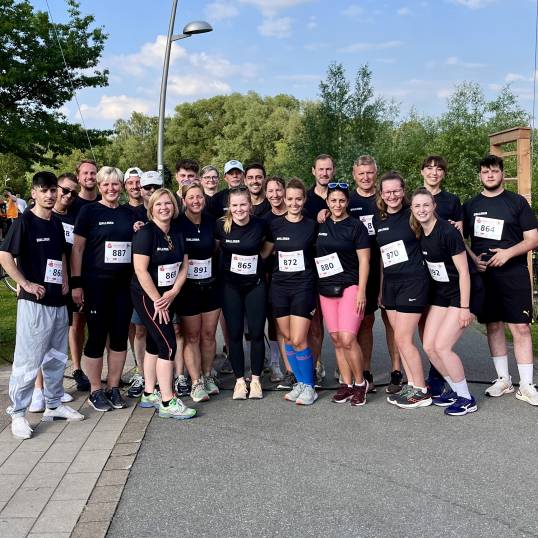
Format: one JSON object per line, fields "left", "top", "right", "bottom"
{"left": 157, "top": 0, "right": 213, "bottom": 177}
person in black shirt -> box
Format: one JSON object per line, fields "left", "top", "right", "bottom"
{"left": 200, "top": 165, "right": 219, "bottom": 198}
{"left": 207, "top": 160, "right": 244, "bottom": 219}
{"left": 374, "top": 171, "right": 432, "bottom": 409}
{"left": 123, "top": 167, "right": 143, "bottom": 213}
{"left": 245, "top": 162, "right": 271, "bottom": 218}
{"left": 216, "top": 187, "right": 273, "bottom": 400}
{"left": 0, "top": 172, "right": 84, "bottom": 440}
{"left": 176, "top": 183, "right": 221, "bottom": 401}
{"left": 463, "top": 154, "right": 538, "bottom": 405}
{"left": 265, "top": 178, "right": 318, "bottom": 405}
{"left": 131, "top": 188, "right": 196, "bottom": 420}
{"left": 71, "top": 166, "right": 135, "bottom": 413}
{"left": 410, "top": 188, "right": 477, "bottom": 416}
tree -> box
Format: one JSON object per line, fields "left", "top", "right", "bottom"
{"left": 0, "top": 0, "right": 108, "bottom": 163}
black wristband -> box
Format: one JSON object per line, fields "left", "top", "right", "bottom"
{"left": 70, "top": 276, "right": 83, "bottom": 289}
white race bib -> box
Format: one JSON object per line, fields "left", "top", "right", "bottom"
{"left": 278, "top": 250, "right": 305, "bottom": 272}
{"left": 158, "top": 262, "right": 180, "bottom": 287}
{"left": 44, "top": 259, "right": 62, "bottom": 284}
{"left": 188, "top": 258, "right": 212, "bottom": 279}
{"left": 359, "top": 214, "right": 375, "bottom": 236}
{"left": 230, "top": 254, "right": 258, "bottom": 275}
{"left": 62, "top": 223, "right": 74, "bottom": 245}
{"left": 380, "top": 240, "right": 409, "bottom": 268}
{"left": 426, "top": 261, "right": 449, "bottom": 283}
{"left": 474, "top": 216, "right": 504, "bottom": 241}
{"left": 105, "top": 241, "right": 132, "bottom": 264}
{"left": 315, "top": 252, "right": 344, "bottom": 278}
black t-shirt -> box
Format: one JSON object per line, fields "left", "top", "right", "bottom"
{"left": 252, "top": 198, "right": 271, "bottom": 218}
{"left": 177, "top": 213, "right": 217, "bottom": 283}
{"left": 268, "top": 216, "right": 317, "bottom": 288}
{"left": 420, "top": 218, "right": 465, "bottom": 292}
{"left": 132, "top": 204, "right": 149, "bottom": 224}
{"left": 74, "top": 203, "right": 135, "bottom": 279}
{"left": 52, "top": 210, "right": 76, "bottom": 259}
{"left": 69, "top": 194, "right": 101, "bottom": 219}
{"left": 303, "top": 187, "right": 327, "bottom": 220}
{"left": 463, "top": 190, "right": 537, "bottom": 274}
{"left": 0, "top": 210, "right": 66, "bottom": 306}
{"left": 207, "top": 189, "right": 230, "bottom": 219}
{"left": 132, "top": 221, "right": 185, "bottom": 294}
{"left": 434, "top": 190, "right": 463, "bottom": 222}
{"left": 373, "top": 206, "right": 428, "bottom": 280}
{"left": 316, "top": 216, "right": 370, "bottom": 287}
{"left": 215, "top": 216, "right": 268, "bottom": 285}
{"left": 348, "top": 191, "right": 380, "bottom": 268}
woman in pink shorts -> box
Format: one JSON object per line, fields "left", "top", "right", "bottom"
{"left": 315, "top": 183, "right": 371, "bottom": 406}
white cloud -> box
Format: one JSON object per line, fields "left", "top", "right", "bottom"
{"left": 339, "top": 40, "right": 403, "bottom": 53}
{"left": 446, "top": 56, "right": 486, "bottom": 69}
{"left": 437, "top": 88, "right": 453, "bottom": 99}
{"left": 451, "top": 0, "right": 495, "bottom": 9}
{"left": 489, "top": 83, "right": 503, "bottom": 91}
{"left": 189, "top": 52, "right": 257, "bottom": 79}
{"left": 505, "top": 73, "right": 526, "bottom": 82}
{"left": 307, "top": 15, "right": 317, "bottom": 29}
{"left": 80, "top": 95, "right": 153, "bottom": 120}
{"left": 258, "top": 16, "right": 292, "bottom": 38}
{"left": 205, "top": 1, "right": 240, "bottom": 21}
{"left": 168, "top": 75, "right": 231, "bottom": 97}
{"left": 397, "top": 7, "right": 411, "bottom": 16}
{"left": 240, "top": 0, "right": 312, "bottom": 16}
{"left": 342, "top": 4, "right": 364, "bottom": 17}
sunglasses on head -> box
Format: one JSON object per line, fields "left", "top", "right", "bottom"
{"left": 229, "top": 185, "right": 248, "bottom": 193}
{"left": 59, "top": 186, "right": 78, "bottom": 197}
{"left": 142, "top": 184, "right": 160, "bottom": 191}
{"left": 327, "top": 182, "right": 349, "bottom": 190}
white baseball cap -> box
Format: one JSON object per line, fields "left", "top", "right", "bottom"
{"left": 124, "top": 167, "right": 143, "bottom": 181}
{"left": 224, "top": 160, "right": 244, "bottom": 174}
{"left": 140, "top": 171, "right": 163, "bottom": 187}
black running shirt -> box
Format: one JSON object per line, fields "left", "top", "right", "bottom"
{"left": 252, "top": 198, "right": 271, "bottom": 218}
{"left": 207, "top": 189, "right": 230, "bottom": 219}
{"left": 434, "top": 190, "right": 463, "bottom": 222}
{"left": 69, "top": 194, "right": 101, "bottom": 219}
{"left": 303, "top": 187, "right": 327, "bottom": 220}
{"left": 53, "top": 210, "right": 76, "bottom": 258}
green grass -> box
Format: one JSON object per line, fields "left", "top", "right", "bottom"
{"left": 0, "top": 284, "right": 17, "bottom": 366}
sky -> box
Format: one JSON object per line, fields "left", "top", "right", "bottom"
{"left": 41, "top": 0, "right": 538, "bottom": 129}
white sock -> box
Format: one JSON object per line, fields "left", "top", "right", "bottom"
{"left": 269, "top": 341, "right": 280, "bottom": 365}
{"left": 354, "top": 380, "right": 365, "bottom": 387}
{"left": 517, "top": 363, "right": 534, "bottom": 386}
{"left": 492, "top": 355, "right": 509, "bottom": 379}
{"left": 443, "top": 376, "right": 456, "bottom": 391}
{"left": 452, "top": 379, "right": 471, "bottom": 399}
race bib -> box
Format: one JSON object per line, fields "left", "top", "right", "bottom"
{"left": 380, "top": 240, "right": 408, "bottom": 268}
{"left": 188, "top": 258, "right": 212, "bottom": 279}
{"left": 62, "top": 223, "right": 74, "bottom": 245}
{"left": 158, "top": 262, "right": 180, "bottom": 287}
{"left": 44, "top": 259, "right": 62, "bottom": 284}
{"left": 474, "top": 216, "right": 504, "bottom": 241}
{"left": 230, "top": 254, "right": 258, "bottom": 275}
{"left": 105, "top": 241, "right": 132, "bottom": 264}
{"left": 315, "top": 252, "right": 344, "bottom": 278}
{"left": 426, "top": 261, "right": 449, "bottom": 283}
{"left": 359, "top": 214, "right": 375, "bottom": 236}
{"left": 278, "top": 250, "right": 305, "bottom": 272}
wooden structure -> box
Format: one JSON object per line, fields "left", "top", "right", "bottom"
{"left": 489, "top": 126, "right": 534, "bottom": 293}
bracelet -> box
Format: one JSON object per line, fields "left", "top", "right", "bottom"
{"left": 460, "top": 306, "right": 470, "bottom": 309}
{"left": 70, "top": 276, "right": 83, "bottom": 289}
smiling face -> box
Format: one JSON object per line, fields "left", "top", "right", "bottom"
{"left": 312, "top": 158, "right": 335, "bottom": 187}
{"left": 224, "top": 168, "right": 244, "bottom": 188}
{"left": 56, "top": 177, "right": 79, "bottom": 211}
{"left": 201, "top": 169, "right": 219, "bottom": 194}
{"left": 245, "top": 168, "right": 265, "bottom": 196}
{"left": 479, "top": 165, "right": 504, "bottom": 191}
{"left": 327, "top": 189, "right": 348, "bottom": 219}
{"left": 124, "top": 176, "right": 141, "bottom": 202}
{"left": 98, "top": 177, "right": 122, "bottom": 204}
{"left": 265, "top": 180, "right": 284, "bottom": 209}
{"left": 151, "top": 193, "right": 175, "bottom": 224}
{"left": 78, "top": 162, "right": 97, "bottom": 191}
{"left": 380, "top": 179, "right": 405, "bottom": 211}
{"left": 421, "top": 161, "right": 445, "bottom": 190}
{"left": 183, "top": 186, "right": 205, "bottom": 215}
{"left": 229, "top": 191, "right": 251, "bottom": 223}
{"left": 411, "top": 193, "right": 436, "bottom": 224}
{"left": 284, "top": 187, "right": 305, "bottom": 216}
{"left": 353, "top": 163, "right": 377, "bottom": 193}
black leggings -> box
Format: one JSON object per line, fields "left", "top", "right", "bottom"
{"left": 131, "top": 287, "right": 177, "bottom": 361}
{"left": 221, "top": 279, "right": 266, "bottom": 378}
{"left": 83, "top": 275, "right": 132, "bottom": 358}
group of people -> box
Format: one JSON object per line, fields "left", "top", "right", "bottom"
{"left": 1, "top": 151, "right": 536, "bottom": 440}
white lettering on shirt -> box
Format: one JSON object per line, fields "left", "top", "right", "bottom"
{"left": 98, "top": 221, "right": 114, "bottom": 225}
{"left": 36, "top": 238, "right": 50, "bottom": 242}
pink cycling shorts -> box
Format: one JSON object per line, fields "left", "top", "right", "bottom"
{"left": 319, "top": 284, "right": 364, "bottom": 334}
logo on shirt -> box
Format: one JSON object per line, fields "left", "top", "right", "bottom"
{"left": 318, "top": 232, "right": 328, "bottom": 237}
{"left": 422, "top": 251, "right": 428, "bottom": 255}
{"left": 350, "top": 207, "right": 362, "bottom": 211}
{"left": 473, "top": 212, "right": 487, "bottom": 216}
{"left": 225, "top": 239, "right": 240, "bottom": 244}
{"left": 378, "top": 227, "right": 389, "bottom": 232}
{"left": 36, "top": 238, "right": 50, "bottom": 242}
{"left": 98, "top": 221, "right": 114, "bottom": 225}
{"left": 408, "top": 298, "right": 416, "bottom": 302}
{"left": 276, "top": 236, "right": 290, "bottom": 241}
{"left": 156, "top": 247, "right": 169, "bottom": 251}
{"left": 186, "top": 238, "right": 200, "bottom": 242}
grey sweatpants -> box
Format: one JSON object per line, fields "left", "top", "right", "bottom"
{"left": 7, "top": 299, "right": 69, "bottom": 418}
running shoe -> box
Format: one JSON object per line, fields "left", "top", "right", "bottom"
{"left": 444, "top": 395, "right": 478, "bottom": 416}
{"left": 426, "top": 365, "right": 446, "bottom": 398}
{"left": 220, "top": 357, "right": 233, "bottom": 375}
{"left": 385, "top": 370, "right": 403, "bottom": 394}
{"left": 232, "top": 379, "right": 248, "bottom": 400}
{"left": 432, "top": 388, "right": 458, "bottom": 407}
{"left": 72, "top": 369, "right": 90, "bottom": 391}
{"left": 29, "top": 390, "right": 45, "bottom": 413}
{"left": 284, "top": 382, "right": 305, "bottom": 402}
{"left": 296, "top": 385, "right": 318, "bottom": 406}
{"left": 387, "top": 383, "right": 413, "bottom": 405}
{"left": 363, "top": 370, "right": 376, "bottom": 393}
{"left": 350, "top": 381, "right": 369, "bottom": 407}
{"left": 331, "top": 385, "right": 355, "bottom": 404}
{"left": 515, "top": 383, "right": 538, "bottom": 406}
{"left": 139, "top": 391, "right": 161, "bottom": 409}
{"left": 42, "top": 405, "right": 85, "bottom": 422}
{"left": 61, "top": 392, "right": 74, "bottom": 403}
{"left": 204, "top": 375, "right": 220, "bottom": 396}
{"left": 249, "top": 379, "right": 263, "bottom": 399}
{"left": 394, "top": 387, "right": 432, "bottom": 409}
{"left": 127, "top": 372, "right": 144, "bottom": 398}
{"left": 270, "top": 365, "right": 284, "bottom": 383}
{"left": 277, "top": 371, "right": 296, "bottom": 390}
{"left": 105, "top": 387, "right": 128, "bottom": 409}
{"left": 11, "top": 416, "right": 33, "bottom": 439}
{"left": 485, "top": 377, "right": 514, "bottom": 397}
{"left": 158, "top": 398, "right": 196, "bottom": 420}
{"left": 174, "top": 375, "right": 190, "bottom": 397}
{"left": 89, "top": 389, "right": 112, "bottom": 412}
{"left": 191, "top": 380, "right": 210, "bottom": 403}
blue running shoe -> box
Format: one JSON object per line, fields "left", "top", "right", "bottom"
{"left": 444, "top": 395, "right": 478, "bottom": 416}
{"left": 432, "top": 388, "right": 458, "bottom": 407}
{"left": 427, "top": 374, "right": 446, "bottom": 398}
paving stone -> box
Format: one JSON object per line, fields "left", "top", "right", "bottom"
{"left": 0, "top": 444, "right": 17, "bottom": 466}
{"left": 0, "top": 475, "right": 26, "bottom": 502}
{"left": 1, "top": 487, "right": 54, "bottom": 519}
{"left": 71, "top": 519, "right": 110, "bottom": 538}
{"left": 0, "top": 517, "right": 35, "bottom": 538}
{"left": 78, "top": 501, "right": 117, "bottom": 523}
{"left": 28, "top": 533, "right": 71, "bottom": 538}
{"left": 82, "top": 430, "right": 121, "bottom": 450}
{"left": 68, "top": 449, "right": 110, "bottom": 474}
{"left": 51, "top": 471, "right": 100, "bottom": 501}
{"left": 14, "top": 432, "right": 59, "bottom": 454}
{"left": 117, "top": 430, "right": 146, "bottom": 444}
{"left": 31, "top": 499, "right": 87, "bottom": 534}
{"left": 103, "top": 454, "right": 136, "bottom": 471}
{"left": 40, "top": 442, "right": 82, "bottom": 463}
{"left": 88, "top": 484, "right": 123, "bottom": 504}
{"left": 96, "top": 469, "right": 129, "bottom": 487}
{"left": 23, "top": 461, "right": 70, "bottom": 489}
{"left": 110, "top": 442, "right": 139, "bottom": 457}
{"left": 0, "top": 450, "right": 42, "bottom": 475}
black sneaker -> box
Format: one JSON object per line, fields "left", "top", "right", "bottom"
{"left": 363, "top": 370, "right": 376, "bottom": 393}
{"left": 127, "top": 372, "right": 144, "bottom": 398}
{"left": 105, "top": 387, "right": 128, "bottom": 409}
{"left": 386, "top": 370, "right": 403, "bottom": 394}
{"left": 89, "top": 389, "right": 112, "bottom": 412}
{"left": 276, "top": 371, "right": 297, "bottom": 390}
{"left": 73, "top": 369, "right": 90, "bottom": 391}
{"left": 174, "top": 375, "right": 190, "bottom": 397}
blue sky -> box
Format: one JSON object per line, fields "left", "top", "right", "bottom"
{"left": 43, "top": 0, "right": 538, "bottom": 129}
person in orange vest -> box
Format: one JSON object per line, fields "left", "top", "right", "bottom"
{"left": 4, "top": 189, "right": 19, "bottom": 235}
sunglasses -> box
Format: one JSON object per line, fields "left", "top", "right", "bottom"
{"left": 327, "top": 182, "right": 349, "bottom": 189}
{"left": 59, "top": 186, "right": 78, "bottom": 197}
{"left": 229, "top": 185, "right": 248, "bottom": 193}
{"left": 142, "top": 184, "right": 160, "bottom": 191}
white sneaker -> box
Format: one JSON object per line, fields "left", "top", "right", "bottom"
{"left": 485, "top": 377, "right": 514, "bottom": 397}
{"left": 42, "top": 405, "right": 84, "bottom": 422}
{"left": 61, "top": 392, "right": 74, "bottom": 403}
{"left": 270, "top": 365, "right": 284, "bottom": 383}
{"left": 515, "top": 384, "right": 538, "bottom": 406}
{"left": 11, "top": 416, "right": 33, "bottom": 439}
{"left": 296, "top": 385, "right": 318, "bottom": 406}
{"left": 284, "top": 382, "right": 304, "bottom": 402}
{"left": 29, "top": 389, "right": 45, "bottom": 413}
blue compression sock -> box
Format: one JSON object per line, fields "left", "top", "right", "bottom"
{"left": 296, "top": 347, "right": 314, "bottom": 387}
{"left": 284, "top": 344, "right": 301, "bottom": 383}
